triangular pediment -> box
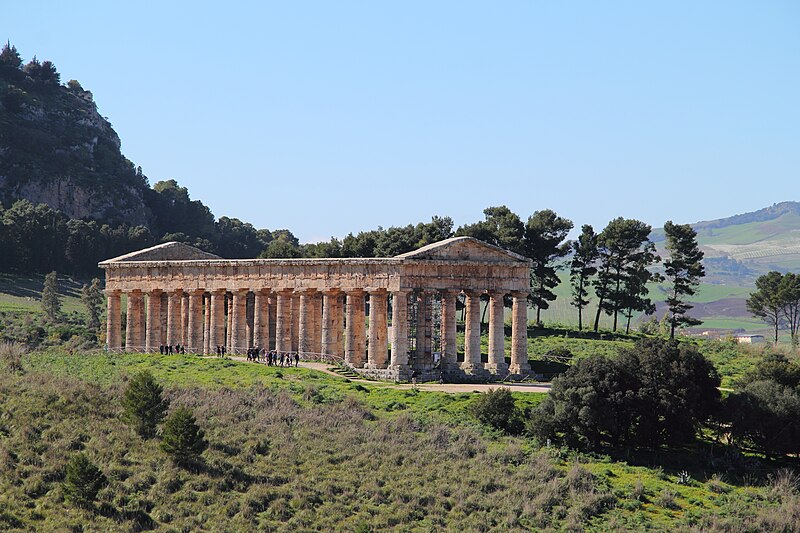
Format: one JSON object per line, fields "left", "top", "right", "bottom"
{"left": 395, "top": 237, "right": 529, "bottom": 263}
{"left": 100, "top": 242, "right": 221, "bottom": 263}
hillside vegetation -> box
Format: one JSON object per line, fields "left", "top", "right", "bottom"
{"left": 0, "top": 350, "right": 798, "bottom": 531}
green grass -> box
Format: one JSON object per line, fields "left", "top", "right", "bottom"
{"left": 2, "top": 349, "right": 798, "bottom": 531}
{"left": 0, "top": 273, "right": 87, "bottom": 316}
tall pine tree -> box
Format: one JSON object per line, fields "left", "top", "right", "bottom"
{"left": 663, "top": 221, "right": 705, "bottom": 338}
{"left": 569, "top": 225, "right": 598, "bottom": 331}
{"left": 525, "top": 209, "right": 573, "bottom": 325}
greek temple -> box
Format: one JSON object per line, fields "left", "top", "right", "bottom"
{"left": 99, "top": 236, "right": 532, "bottom": 382}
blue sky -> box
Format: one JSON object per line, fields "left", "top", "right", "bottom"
{"left": 6, "top": 1, "right": 800, "bottom": 242}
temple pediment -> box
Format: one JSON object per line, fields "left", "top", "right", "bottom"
{"left": 394, "top": 236, "right": 529, "bottom": 263}
{"left": 100, "top": 242, "right": 221, "bottom": 263}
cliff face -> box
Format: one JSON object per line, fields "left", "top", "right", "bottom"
{"left": 0, "top": 66, "right": 152, "bottom": 227}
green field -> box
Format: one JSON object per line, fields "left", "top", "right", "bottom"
{"left": 0, "top": 349, "right": 796, "bottom": 531}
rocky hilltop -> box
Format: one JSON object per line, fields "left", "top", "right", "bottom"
{"left": 0, "top": 47, "right": 151, "bottom": 226}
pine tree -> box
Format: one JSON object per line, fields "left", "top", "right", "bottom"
{"left": 160, "top": 407, "right": 208, "bottom": 466}
{"left": 41, "top": 271, "right": 61, "bottom": 321}
{"left": 63, "top": 453, "right": 106, "bottom": 508}
{"left": 663, "top": 221, "right": 705, "bottom": 338}
{"left": 121, "top": 370, "right": 170, "bottom": 439}
{"left": 592, "top": 218, "right": 654, "bottom": 332}
{"left": 524, "top": 209, "right": 573, "bottom": 325}
{"left": 0, "top": 41, "right": 22, "bottom": 69}
{"left": 747, "top": 271, "right": 787, "bottom": 343}
{"left": 569, "top": 225, "right": 599, "bottom": 331}
{"left": 81, "top": 278, "right": 105, "bottom": 332}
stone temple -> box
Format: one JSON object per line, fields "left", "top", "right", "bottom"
{"left": 99, "top": 236, "right": 532, "bottom": 382}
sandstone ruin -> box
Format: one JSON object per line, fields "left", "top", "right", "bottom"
{"left": 100, "top": 237, "right": 532, "bottom": 382}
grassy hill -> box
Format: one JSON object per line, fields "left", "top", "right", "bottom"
{"left": 0, "top": 347, "right": 796, "bottom": 531}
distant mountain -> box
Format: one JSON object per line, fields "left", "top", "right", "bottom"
{"left": 652, "top": 202, "right": 800, "bottom": 284}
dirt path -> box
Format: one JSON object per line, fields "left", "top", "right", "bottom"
{"left": 208, "top": 356, "right": 552, "bottom": 394}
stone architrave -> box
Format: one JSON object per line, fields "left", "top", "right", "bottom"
{"left": 509, "top": 291, "right": 531, "bottom": 375}
{"left": 166, "top": 289, "right": 183, "bottom": 347}
{"left": 461, "top": 290, "right": 482, "bottom": 371}
{"left": 209, "top": 290, "right": 225, "bottom": 353}
{"left": 145, "top": 290, "right": 162, "bottom": 353}
{"left": 486, "top": 291, "right": 509, "bottom": 374}
{"left": 187, "top": 289, "right": 204, "bottom": 354}
{"left": 367, "top": 289, "right": 388, "bottom": 368}
{"left": 106, "top": 290, "right": 122, "bottom": 351}
{"left": 389, "top": 290, "right": 410, "bottom": 368}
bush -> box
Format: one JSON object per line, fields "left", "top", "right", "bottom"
{"left": 160, "top": 407, "right": 208, "bottom": 467}
{"left": 63, "top": 453, "right": 106, "bottom": 508}
{"left": 530, "top": 338, "right": 721, "bottom": 450}
{"left": 469, "top": 388, "right": 523, "bottom": 434}
{"left": 121, "top": 370, "right": 169, "bottom": 439}
{"left": 726, "top": 380, "right": 800, "bottom": 457}
{"left": 0, "top": 342, "right": 26, "bottom": 373}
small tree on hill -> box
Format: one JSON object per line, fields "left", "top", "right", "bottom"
{"left": 63, "top": 453, "right": 106, "bottom": 509}
{"left": 663, "top": 221, "right": 705, "bottom": 338}
{"left": 121, "top": 370, "right": 170, "bottom": 439}
{"left": 81, "top": 278, "right": 104, "bottom": 333}
{"left": 0, "top": 41, "right": 22, "bottom": 69}
{"left": 41, "top": 271, "right": 61, "bottom": 321}
{"left": 469, "top": 388, "right": 523, "bottom": 434}
{"left": 160, "top": 407, "right": 208, "bottom": 466}
{"left": 747, "top": 271, "right": 787, "bottom": 343}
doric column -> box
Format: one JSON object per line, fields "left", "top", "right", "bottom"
{"left": 313, "top": 293, "right": 323, "bottom": 354}
{"left": 166, "top": 289, "right": 183, "bottom": 347}
{"left": 390, "top": 290, "right": 410, "bottom": 368}
{"left": 268, "top": 294, "right": 277, "bottom": 350}
{"left": 230, "top": 289, "right": 247, "bottom": 354}
{"left": 246, "top": 292, "right": 254, "bottom": 349}
{"left": 226, "top": 293, "right": 233, "bottom": 351}
{"left": 290, "top": 293, "right": 300, "bottom": 353}
{"left": 461, "top": 290, "right": 482, "bottom": 370}
{"left": 367, "top": 290, "right": 388, "bottom": 368}
{"left": 187, "top": 289, "right": 204, "bottom": 353}
{"left": 486, "top": 291, "right": 509, "bottom": 374}
{"left": 345, "top": 289, "right": 366, "bottom": 367}
{"left": 253, "top": 289, "right": 270, "bottom": 351}
{"left": 415, "top": 291, "right": 433, "bottom": 365}
{"left": 203, "top": 294, "right": 211, "bottom": 354}
{"left": 209, "top": 290, "right": 226, "bottom": 353}
{"left": 160, "top": 293, "right": 168, "bottom": 345}
{"left": 106, "top": 290, "right": 122, "bottom": 351}
{"left": 275, "top": 290, "right": 293, "bottom": 354}
{"left": 145, "top": 290, "right": 162, "bottom": 353}
{"left": 510, "top": 291, "right": 531, "bottom": 374}
{"left": 298, "top": 289, "right": 316, "bottom": 355}
{"left": 321, "top": 290, "right": 341, "bottom": 356}
{"left": 439, "top": 289, "right": 458, "bottom": 369}
{"left": 181, "top": 292, "right": 189, "bottom": 346}
{"left": 125, "top": 290, "right": 145, "bottom": 352}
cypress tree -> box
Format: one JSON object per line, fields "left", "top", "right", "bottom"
{"left": 41, "top": 271, "right": 61, "bottom": 321}
{"left": 160, "top": 407, "right": 208, "bottom": 466}
{"left": 121, "top": 370, "right": 170, "bottom": 439}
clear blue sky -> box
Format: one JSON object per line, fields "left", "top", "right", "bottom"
{"left": 6, "top": 1, "right": 800, "bottom": 242}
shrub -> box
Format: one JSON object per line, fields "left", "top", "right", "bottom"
{"left": 469, "top": 388, "right": 523, "bottom": 434}
{"left": 63, "top": 453, "right": 106, "bottom": 508}
{"left": 121, "top": 370, "right": 169, "bottom": 439}
{"left": 160, "top": 407, "right": 208, "bottom": 466}
{"left": 530, "top": 338, "right": 721, "bottom": 450}
{"left": 0, "top": 342, "right": 26, "bottom": 373}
